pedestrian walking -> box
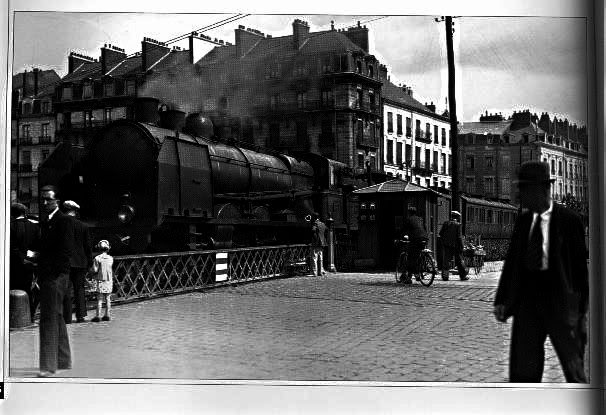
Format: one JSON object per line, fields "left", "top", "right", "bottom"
{"left": 310, "top": 212, "right": 328, "bottom": 277}
{"left": 438, "top": 211, "right": 469, "bottom": 281}
{"left": 91, "top": 240, "right": 114, "bottom": 322}
{"left": 10, "top": 202, "right": 41, "bottom": 322}
{"left": 62, "top": 200, "right": 93, "bottom": 324}
{"left": 398, "top": 206, "right": 428, "bottom": 284}
{"left": 37, "top": 185, "right": 74, "bottom": 377}
{"left": 494, "top": 161, "right": 588, "bottom": 382}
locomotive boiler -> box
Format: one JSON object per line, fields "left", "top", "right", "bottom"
{"left": 39, "top": 98, "right": 353, "bottom": 254}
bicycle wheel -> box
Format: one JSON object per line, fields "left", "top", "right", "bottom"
{"left": 394, "top": 252, "right": 407, "bottom": 283}
{"left": 417, "top": 252, "right": 436, "bottom": 287}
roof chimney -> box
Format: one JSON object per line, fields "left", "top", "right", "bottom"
{"left": 68, "top": 51, "right": 95, "bottom": 74}
{"left": 22, "top": 70, "right": 27, "bottom": 97}
{"left": 141, "top": 37, "right": 170, "bottom": 72}
{"left": 292, "top": 19, "right": 310, "bottom": 49}
{"left": 344, "top": 22, "right": 369, "bottom": 52}
{"left": 235, "top": 26, "right": 264, "bottom": 57}
{"left": 101, "top": 44, "right": 127, "bottom": 75}
{"left": 33, "top": 68, "right": 39, "bottom": 95}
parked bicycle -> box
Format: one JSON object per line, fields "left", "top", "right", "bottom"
{"left": 393, "top": 237, "right": 437, "bottom": 287}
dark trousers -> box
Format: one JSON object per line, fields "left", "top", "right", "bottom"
{"left": 63, "top": 267, "right": 88, "bottom": 321}
{"left": 39, "top": 273, "right": 72, "bottom": 372}
{"left": 441, "top": 246, "right": 466, "bottom": 279}
{"left": 509, "top": 271, "right": 587, "bottom": 383}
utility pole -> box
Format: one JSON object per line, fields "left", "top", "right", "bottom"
{"left": 436, "top": 16, "right": 460, "bottom": 212}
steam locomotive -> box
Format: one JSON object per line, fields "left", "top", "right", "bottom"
{"left": 39, "top": 98, "right": 359, "bottom": 254}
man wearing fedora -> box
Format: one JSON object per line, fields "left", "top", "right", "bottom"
{"left": 62, "top": 200, "right": 93, "bottom": 324}
{"left": 494, "top": 161, "right": 588, "bottom": 382}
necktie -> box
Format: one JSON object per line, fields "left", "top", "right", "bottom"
{"left": 526, "top": 216, "right": 543, "bottom": 270}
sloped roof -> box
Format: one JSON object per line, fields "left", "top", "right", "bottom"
{"left": 461, "top": 195, "right": 518, "bottom": 210}
{"left": 382, "top": 80, "right": 434, "bottom": 115}
{"left": 459, "top": 121, "right": 513, "bottom": 135}
{"left": 353, "top": 179, "right": 433, "bottom": 194}
{"left": 196, "top": 29, "right": 368, "bottom": 67}
{"left": 12, "top": 69, "right": 61, "bottom": 93}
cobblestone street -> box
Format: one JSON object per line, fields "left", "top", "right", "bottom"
{"left": 9, "top": 265, "right": 589, "bottom": 383}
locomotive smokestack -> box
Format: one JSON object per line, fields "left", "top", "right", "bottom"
{"left": 159, "top": 109, "right": 186, "bottom": 131}
{"left": 184, "top": 113, "right": 214, "bottom": 137}
{"left": 133, "top": 97, "right": 160, "bottom": 124}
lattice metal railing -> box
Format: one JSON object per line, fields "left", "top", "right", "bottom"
{"left": 110, "top": 244, "right": 310, "bottom": 302}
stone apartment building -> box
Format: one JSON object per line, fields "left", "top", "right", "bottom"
{"left": 192, "top": 20, "right": 384, "bottom": 171}
{"left": 53, "top": 39, "right": 195, "bottom": 147}
{"left": 458, "top": 109, "right": 588, "bottom": 208}
{"left": 11, "top": 68, "right": 61, "bottom": 214}
{"left": 382, "top": 80, "right": 452, "bottom": 190}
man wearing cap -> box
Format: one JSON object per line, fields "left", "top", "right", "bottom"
{"left": 37, "top": 185, "right": 74, "bottom": 377}
{"left": 438, "top": 211, "right": 469, "bottom": 281}
{"left": 10, "top": 202, "right": 41, "bottom": 321}
{"left": 494, "top": 161, "right": 588, "bottom": 382}
{"left": 398, "top": 206, "right": 429, "bottom": 284}
{"left": 62, "top": 200, "right": 93, "bottom": 324}
{"left": 310, "top": 212, "right": 328, "bottom": 276}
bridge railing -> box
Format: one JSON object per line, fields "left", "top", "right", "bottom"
{"left": 108, "top": 244, "right": 311, "bottom": 303}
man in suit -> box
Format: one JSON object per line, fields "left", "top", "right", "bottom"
{"left": 439, "top": 211, "right": 469, "bottom": 281}
{"left": 494, "top": 161, "right": 588, "bottom": 382}
{"left": 62, "top": 200, "right": 93, "bottom": 324}
{"left": 310, "top": 212, "right": 328, "bottom": 277}
{"left": 37, "top": 185, "right": 74, "bottom": 377}
{"left": 399, "top": 206, "right": 428, "bottom": 284}
{"left": 10, "top": 202, "right": 41, "bottom": 322}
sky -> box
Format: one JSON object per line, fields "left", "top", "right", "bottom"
{"left": 11, "top": 11, "right": 590, "bottom": 126}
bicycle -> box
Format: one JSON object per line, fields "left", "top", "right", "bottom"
{"left": 393, "top": 239, "right": 437, "bottom": 287}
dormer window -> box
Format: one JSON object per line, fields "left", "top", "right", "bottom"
{"left": 368, "top": 65, "right": 374, "bottom": 77}
{"left": 82, "top": 82, "right": 93, "bottom": 99}
{"left": 356, "top": 61, "right": 362, "bottom": 74}
{"left": 62, "top": 86, "right": 72, "bottom": 101}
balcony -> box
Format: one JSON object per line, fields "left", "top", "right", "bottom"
{"left": 411, "top": 161, "right": 434, "bottom": 176}
{"left": 415, "top": 131, "right": 432, "bottom": 144}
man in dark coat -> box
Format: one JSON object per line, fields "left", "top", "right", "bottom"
{"left": 494, "top": 161, "right": 588, "bottom": 382}
{"left": 62, "top": 200, "right": 93, "bottom": 324}
{"left": 10, "top": 202, "right": 41, "bottom": 321}
{"left": 399, "top": 206, "right": 428, "bottom": 284}
{"left": 439, "top": 211, "right": 469, "bottom": 281}
{"left": 310, "top": 212, "right": 328, "bottom": 277}
{"left": 37, "top": 185, "right": 74, "bottom": 377}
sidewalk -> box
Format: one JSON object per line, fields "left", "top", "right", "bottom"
{"left": 8, "top": 264, "right": 585, "bottom": 383}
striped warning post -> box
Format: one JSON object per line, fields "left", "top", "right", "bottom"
{"left": 215, "top": 252, "right": 229, "bottom": 282}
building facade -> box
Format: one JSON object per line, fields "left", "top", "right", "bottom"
{"left": 11, "top": 68, "right": 61, "bottom": 214}
{"left": 192, "top": 20, "right": 384, "bottom": 171}
{"left": 382, "top": 81, "right": 452, "bottom": 190}
{"left": 458, "top": 110, "right": 588, "bottom": 210}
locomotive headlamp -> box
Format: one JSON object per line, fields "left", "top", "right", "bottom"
{"left": 117, "top": 204, "right": 135, "bottom": 224}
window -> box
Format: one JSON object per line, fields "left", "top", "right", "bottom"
{"left": 41, "top": 101, "right": 50, "bottom": 113}
{"left": 396, "top": 142, "right": 403, "bottom": 165}
{"left": 415, "top": 120, "right": 421, "bottom": 138}
{"left": 551, "top": 160, "right": 555, "bottom": 175}
{"left": 104, "top": 108, "right": 112, "bottom": 123}
{"left": 368, "top": 65, "right": 374, "bottom": 77}
{"left": 321, "top": 89, "right": 333, "bottom": 106}
{"left": 396, "top": 114, "right": 403, "bottom": 135}
{"left": 466, "top": 155, "right": 475, "bottom": 169}
{"left": 487, "top": 209, "right": 493, "bottom": 224}
{"left": 425, "top": 123, "right": 431, "bottom": 139}
{"left": 484, "top": 176, "right": 495, "bottom": 194}
{"left": 62, "top": 86, "right": 72, "bottom": 100}
{"left": 357, "top": 89, "right": 363, "bottom": 108}
{"left": 465, "top": 177, "right": 475, "bottom": 193}
{"left": 297, "top": 92, "right": 307, "bottom": 109}
{"left": 441, "top": 128, "right": 446, "bottom": 146}
{"left": 21, "top": 124, "right": 30, "bottom": 139}
{"left": 485, "top": 156, "right": 494, "bottom": 168}
{"left": 441, "top": 153, "right": 446, "bottom": 174}
{"left": 369, "top": 91, "right": 376, "bottom": 111}
{"left": 104, "top": 81, "right": 114, "bottom": 96}
{"left": 41, "top": 123, "right": 49, "bottom": 138}
{"left": 84, "top": 111, "right": 92, "bottom": 127}
{"left": 125, "top": 79, "right": 136, "bottom": 95}
{"left": 433, "top": 151, "right": 438, "bottom": 171}
{"left": 434, "top": 125, "right": 439, "bottom": 144}
{"left": 479, "top": 208, "right": 486, "bottom": 223}
{"left": 386, "top": 140, "right": 394, "bottom": 164}
{"left": 406, "top": 117, "right": 412, "bottom": 136}
{"left": 387, "top": 112, "right": 393, "bottom": 133}
{"left": 558, "top": 160, "right": 562, "bottom": 176}
{"left": 357, "top": 153, "right": 365, "bottom": 168}
{"left": 23, "top": 102, "right": 32, "bottom": 114}
{"left": 405, "top": 144, "right": 412, "bottom": 164}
